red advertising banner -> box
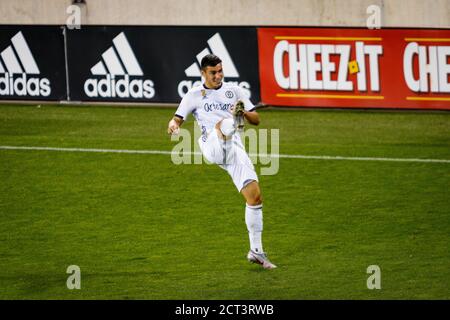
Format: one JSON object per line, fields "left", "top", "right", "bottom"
{"left": 257, "top": 27, "right": 450, "bottom": 110}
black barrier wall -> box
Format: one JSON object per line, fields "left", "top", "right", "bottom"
{"left": 0, "top": 25, "right": 261, "bottom": 104}
{"left": 0, "top": 26, "right": 67, "bottom": 101}
{"left": 66, "top": 26, "right": 260, "bottom": 104}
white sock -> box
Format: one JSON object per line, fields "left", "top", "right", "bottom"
{"left": 245, "top": 203, "right": 263, "bottom": 253}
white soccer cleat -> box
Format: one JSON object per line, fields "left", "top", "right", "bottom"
{"left": 247, "top": 250, "right": 277, "bottom": 269}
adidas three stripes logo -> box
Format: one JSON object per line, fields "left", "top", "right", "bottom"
{"left": 84, "top": 32, "right": 155, "bottom": 99}
{"left": 0, "top": 31, "right": 51, "bottom": 97}
{"left": 90, "top": 32, "right": 143, "bottom": 76}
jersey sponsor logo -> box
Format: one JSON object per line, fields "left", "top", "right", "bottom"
{"left": 203, "top": 102, "right": 233, "bottom": 112}
{"left": 84, "top": 32, "right": 155, "bottom": 99}
{"left": 0, "top": 31, "right": 51, "bottom": 97}
{"left": 178, "top": 32, "right": 251, "bottom": 98}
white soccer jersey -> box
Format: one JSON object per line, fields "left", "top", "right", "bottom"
{"left": 175, "top": 82, "right": 256, "bottom": 139}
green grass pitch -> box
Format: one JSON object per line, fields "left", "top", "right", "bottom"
{"left": 0, "top": 104, "right": 449, "bottom": 299}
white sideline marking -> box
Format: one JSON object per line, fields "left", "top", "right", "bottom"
{"left": 1, "top": 145, "right": 449, "bottom": 164}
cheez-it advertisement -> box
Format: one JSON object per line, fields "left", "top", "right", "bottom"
{"left": 257, "top": 28, "right": 450, "bottom": 110}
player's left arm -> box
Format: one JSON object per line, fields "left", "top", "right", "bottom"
{"left": 244, "top": 110, "right": 260, "bottom": 125}
{"left": 235, "top": 86, "right": 260, "bottom": 126}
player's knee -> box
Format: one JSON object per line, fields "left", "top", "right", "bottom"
{"left": 248, "top": 192, "right": 262, "bottom": 206}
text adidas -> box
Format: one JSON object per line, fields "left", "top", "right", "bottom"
{"left": 0, "top": 73, "right": 51, "bottom": 97}
{"left": 84, "top": 74, "right": 155, "bottom": 98}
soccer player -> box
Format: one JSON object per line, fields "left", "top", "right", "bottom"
{"left": 167, "top": 54, "right": 276, "bottom": 269}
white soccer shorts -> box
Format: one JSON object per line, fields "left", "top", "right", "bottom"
{"left": 198, "top": 128, "right": 258, "bottom": 192}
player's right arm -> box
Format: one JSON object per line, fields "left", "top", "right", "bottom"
{"left": 167, "top": 91, "right": 194, "bottom": 135}
{"left": 167, "top": 115, "right": 184, "bottom": 134}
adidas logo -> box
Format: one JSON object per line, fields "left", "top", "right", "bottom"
{"left": 84, "top": 32, "right": 155, "bottom": 99}
{"left": 0, "top": 31, "right": 51, "bottom": 97}
{"left": 178, "top": 33, "right": 251, "bottom": 98}
{"left": 184, "top": 33, "right": 239, "bottom": 78}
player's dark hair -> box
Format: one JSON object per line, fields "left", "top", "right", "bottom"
{"left": 201, "top": 54, "right": 222, "bottom": 70}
